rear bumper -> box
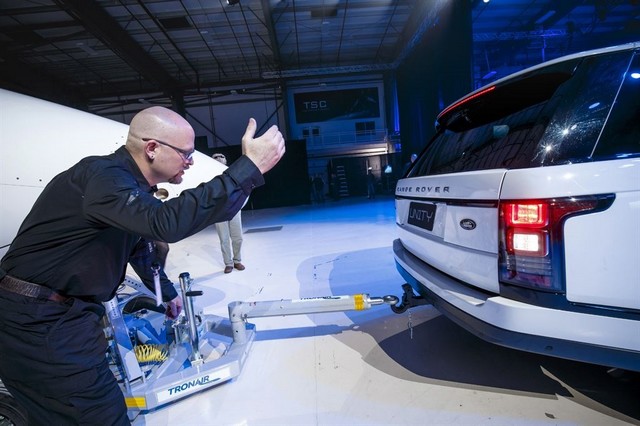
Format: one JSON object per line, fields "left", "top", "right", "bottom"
{"left": 393, "top": 239, "right": 640, "bottom": 371}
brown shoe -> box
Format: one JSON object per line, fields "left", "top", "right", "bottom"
{"left": 224, "top": 266, "right": 233, "bottom": 274}
{"left": 234, "top": 263, "right": 245, "bottom": 271}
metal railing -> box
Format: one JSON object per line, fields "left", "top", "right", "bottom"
{"left": 304, "top": 129, "right": 390, "bottom": 150}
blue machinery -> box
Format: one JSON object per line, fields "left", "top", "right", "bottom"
{"left": 104, "top": 272, "right": 400, "bottom": 420}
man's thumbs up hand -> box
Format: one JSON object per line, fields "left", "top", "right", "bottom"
{"left": 242, "top": 118, "right": 286, "bottom": 174}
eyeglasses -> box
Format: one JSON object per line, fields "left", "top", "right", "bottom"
{"left": 143, "top": 138, "right": 195, "bottom": 162}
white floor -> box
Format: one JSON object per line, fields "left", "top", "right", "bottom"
{"left": 132, "top": 196, "right": 639, "bottom": 426}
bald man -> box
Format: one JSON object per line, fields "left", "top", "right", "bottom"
{"left": 0, "top": 107, "right": 285, "bottom": 425}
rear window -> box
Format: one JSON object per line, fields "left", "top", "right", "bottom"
{"left": 593, "top": 52, "right": 640, "bottom": 159}
{"left": 408, "top": 49, "right": 636, "bottom": 178}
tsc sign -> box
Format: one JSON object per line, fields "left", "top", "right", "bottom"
{"left": 294, "top": 87, "right": 379, "bottom": 124}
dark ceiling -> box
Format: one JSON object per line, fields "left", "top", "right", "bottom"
{"left": 1, "top": 0, "right": 639, "bottom": 109}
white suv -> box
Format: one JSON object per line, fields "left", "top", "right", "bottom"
{"left": 393, "top": 42, "right": 640, "bottom": 371}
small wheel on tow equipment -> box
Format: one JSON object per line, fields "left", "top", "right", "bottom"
{"left": 122, "top": 295, "right": 165, "bottom": 315}
{"left": 0, "top": 384, "right": 28, "bottom": 426}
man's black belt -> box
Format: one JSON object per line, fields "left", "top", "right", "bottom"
{"left": 0, "top": 274, "right": 69, "bottom": 303}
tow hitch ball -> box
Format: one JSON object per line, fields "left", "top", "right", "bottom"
{"left": 390, "top": 283, "right": 430, "bottom": 314}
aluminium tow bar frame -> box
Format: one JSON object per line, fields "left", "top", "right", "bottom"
{"left": 104, "top": 272, "right": 399, "bottom": 421}
{"left": 228, "top": 293, "right": 399, "bottom": 344}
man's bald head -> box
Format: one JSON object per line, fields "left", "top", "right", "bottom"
{"left": 125, "top": 106, "right": 196, "bottom": 186}
{"left": 126, "top": 106, "right": 194, "bottom": 152}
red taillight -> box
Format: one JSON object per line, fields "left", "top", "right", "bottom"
{"left": 504, "top": 203, "right": 548, "bottom": 227}
{"left": 499, "top": 197, "right": 604, "bottom": 292}
{"left": 503, "top": 202, "right": 549, "bottom": 257}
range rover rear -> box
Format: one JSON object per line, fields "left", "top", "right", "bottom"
{"left": 393, "top": 42, "right": 640, "bottom": 371}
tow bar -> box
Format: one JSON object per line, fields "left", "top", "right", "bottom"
{"left": 229, "top": 293, "right": 400, "bottom": 344}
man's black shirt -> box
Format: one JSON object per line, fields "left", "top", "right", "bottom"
{"left": 1, "top": 146, "right": 263, "bottom": 301}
